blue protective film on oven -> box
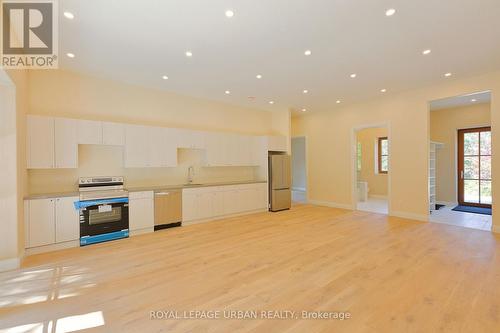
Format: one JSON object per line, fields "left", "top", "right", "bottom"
{"left": 73, "top": 197, "right": 129, "bottom": 210}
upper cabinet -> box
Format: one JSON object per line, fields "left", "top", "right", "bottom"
{"left": 27, "top": 115, "right": 78, "bottom": 169}
{"left": 27, "top": 115, "right": 272, "bottom": 170}
{"left": 27, "top": 115, "right": 55, "bottom": 169}
{"left": 124, "top": 125, "right": 177, "bottom": 168}
{"left": 267, "top": 135, "right": 288, "bottom": 152}
{"left": 102, "top": 122, "right": 125, "bottom": 146}
{"left": 77, "top": 120, "right": 102, "bottom": 145}
{"left": 177, "top": 129, "right": 205, "bottom": 150}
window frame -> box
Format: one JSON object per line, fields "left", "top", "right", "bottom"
{"left": 378, "top": 137, "right": 389, "bottom": 174}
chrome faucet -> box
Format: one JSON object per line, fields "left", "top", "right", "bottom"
{"left": 187, "top": 166, "right": 195, "bottom": 184}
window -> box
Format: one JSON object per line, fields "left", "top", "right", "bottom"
{"left": 378, "top": 137, "right": 389, "bottom": 174}
{"left": 357, "top": 142, "right": 362, "bottom": 171}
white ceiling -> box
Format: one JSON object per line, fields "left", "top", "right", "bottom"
{"left": 430, "top": 91, "right": 491, "bottom": 111}
{"left": 59, "top": 0, "right": 500, "bottom": 114}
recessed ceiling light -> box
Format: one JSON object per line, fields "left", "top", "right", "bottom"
{"left": 269, "top": 101, "right": 275, "bottom": 104}
{"left": 336, "top": 100, "right": 341, "bottom": 104}
{"left": 350, "top": 73, "right": 357, "bottom": 78}
{"left": 185, "top": 51, "right": 193, "bottom": 57}
{"left": 162, "top": 75, "right": 168, "bottom": 80}
{"left": 444, "top": 72, "right": 452, "bottom": 77}
{"left": 471, "top": 99, "right": 477, "bottom": 102}
{"left": 63, "top": 11, "right": 74, "bottom": 19}
{"left": 225, "top": 10, "right": 234, "bottom": 18}
{"left": 256, "top": 74, "right": 262, "bottom": 79}
{"left": 422, "top": 49, "right": 432, "bottom": 55}
{"left": 381, "top": 89, "right": 387, "bottom": 93}
{"left": 304, "top": 50, "right": 312, "bottom": 56}
{"left": 301, "top": 108, "right": 307, "bottom": 112}
{"left": 66, "top": 53, "right": 75, "bottom": 58}
{"left": 225, "top": 90, "right": 231, "bottom": 95}
{"left": 303, "top": 89, "right": 309, "bottom": 94}
{"left": 385, "top": 8, "right": 396, "bottom": 16}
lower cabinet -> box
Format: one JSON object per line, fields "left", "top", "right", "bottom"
{"left": 129, "top": 191, "right": 154, "bottom": 231}
{"left": 25, "top": 196, "right": 80, "bottom": 248}
{"left": 182, "top": 183, "right": 268, "bottom": 223}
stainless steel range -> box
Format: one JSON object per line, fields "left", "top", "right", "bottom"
{"left": 78, "top": 177, "right": 129, "bottom": 246}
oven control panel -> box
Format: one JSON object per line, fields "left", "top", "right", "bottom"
{"left": 79, "top": 177, "right": 124, "bottom": 185}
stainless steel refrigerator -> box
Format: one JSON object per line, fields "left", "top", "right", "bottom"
{"left": 269, "top": 154, "right": 291, "bottom": 212}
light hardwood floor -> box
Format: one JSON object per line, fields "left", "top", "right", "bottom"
{"left": 1, "top": 204, "right": 499, "bottom": 332}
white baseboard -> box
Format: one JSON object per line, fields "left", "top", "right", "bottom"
{"left": 492, "top": 225, "right": 500, "bottom": 234}
{"left": 0, "top": 257, "right": 20, "bottom": 272}
{"left": 130, "top": 228, "right": 154, "bottom": 236}
{"left": 390, "top": 210, "right": 429, "bottom": 222}
{"left": 307, "top": 199, "right": 353, "bottom": 210}
{"left": 369, "top": 195, "right": 388, "bottom": 199}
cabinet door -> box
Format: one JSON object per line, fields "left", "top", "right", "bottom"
{"left": 149, "top": 127, "right": 166, "bottom": 168}
{"left": 129, "top": 197, "right": 154, "bottom": 231}
{"left": 182, "top": 192, "right": 198, "bottom": 222}
{"left": 55, "top": 196, "right": 80, "bottom": 243}
{"left": 178, "top": 130, "right": 205, "bottom": 149}
{"left": 212, "top": 191, "right": 225, "bottom": 217}
{"left": 54, "top": 118, "right": 78, "bottom": 168}
{"left": 27, "top": 199, "right": 55, "bottom": 248}
{"left": 102, "top": 122, "right": 125, "bottom": 146}
{"left": 268, "top": 136, "right": 288, "bottom": 152}
{"left": 27, "top": 115, "right": 55, "bottom": 169}
{"left": 223, "top": 189, "right": 239, "bottom": 215}
{"left": 197, "top": 192, "right": 213, "bottom": 219}
{"left": 77, "top": 120, "right": 102, "bottom": 144}
{"left": 163, "top": 128, "right": 178, "bottom": 167}
{"left": 124, "top": 125, "right": 150, "bottom": 168}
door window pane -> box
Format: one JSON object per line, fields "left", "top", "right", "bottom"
{"left": 381, "top": 139, "right": 389, "bottom": 155}
{"left": 480, "top": 131, "right": 491, "bottom": 155}
{"left": 464, "top": 180, "right": 480, "bottom": 203}
{"left": 381, "top": 156, "right": 388, "bottom": 172}
{"left": 480, "top": 156, "right": 491, "bottom": 180}
{"left": 464, "top": 157, "right": 479, "bottom": 179}
{"left": 480, "top": 181, "right": 492, "bottom": 204}
{"left": 463, "top": 132, "right": 479, "bottom": 155}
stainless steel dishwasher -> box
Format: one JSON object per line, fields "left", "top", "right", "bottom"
{"left": 154, "top": 189, "right": 182, "bottom": 231}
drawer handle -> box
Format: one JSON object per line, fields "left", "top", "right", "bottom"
{"left": 156, "top": 192, "right": 170, "bottom": 196}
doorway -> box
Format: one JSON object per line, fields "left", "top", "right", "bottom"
{"left": 353, "top": 125, "right": 390, "bottom": 214}
{"left": 291, "top": 136, "right": 307, "bottom": 203}
{"left": 457, "top": 127, "right": 492, "bottom": 208}
{"left": 428, "top": 91, "right": 492, "bottom": 231}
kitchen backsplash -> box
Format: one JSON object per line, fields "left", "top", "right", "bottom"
{"left": 28, "top": 145, "right": 261, "bottom": 194}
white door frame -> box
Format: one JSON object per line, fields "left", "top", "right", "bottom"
{"left": 291, "top": 135, "right": 308, "bottom": 202}
{"left": 350, "top": 122, "right": 392, "bottom": 214}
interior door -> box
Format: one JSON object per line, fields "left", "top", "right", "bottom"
{"left": 458, "top": 127, "right": 491, "bottom": 207}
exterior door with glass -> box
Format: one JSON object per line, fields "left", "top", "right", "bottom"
{"left": 457, "top": 127, "right": 491, "bottom": 207}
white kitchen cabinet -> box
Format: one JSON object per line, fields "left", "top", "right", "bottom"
{"left": 77, "top": 120, "right": 102, "bottom": 145}
{"left": 25, "top": 196, "right": 80, "bottom": 248}
{"left": 177, "top": 129, "right": 205, "bottom": 149}
{"left": 54, "top": 118, "right": 78, "bottom": 168}
{"left": 27, "top": 115, "right": 55, "bottom": 169}
{"left": 267, "top": 135, "right": 288, "bottom": 152}
{"left": 55, "top": 196, "right": 80, "bottom": 243}
{"left": 124, "top": 125, "right": 151, "bottom": 168}
{"left": 182, "top": 183, "right": 267, "bottom": 223}
{"left": 25, "top": 198, "right": 56, "bottom": 248}
{"left": 102, "top": 121, "right": 125, "bottom": 146}
{"left": 150, "top": 127, "right": 177, "bottom": 168}
{"left": 129, "top": 191, "right": 154, "bottom": 231}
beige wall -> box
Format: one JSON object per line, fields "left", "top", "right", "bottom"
{"left": 430, "top": 103, "right": 491, "bottom": 203}
{"left": 25, "top": 69, "right": 282, "bottom": 194}
{"left": 292, "top": 70, "right": 500, "bottom": 232}
{"left": 28, "top": 70, "right": 274, "bottom": 134}
{"left": 357, "top": 127, "right": 388, "bottom": 197}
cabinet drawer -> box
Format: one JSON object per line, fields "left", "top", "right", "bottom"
{"left": 129, "top": 191, "right": 154, "bottom": 200}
